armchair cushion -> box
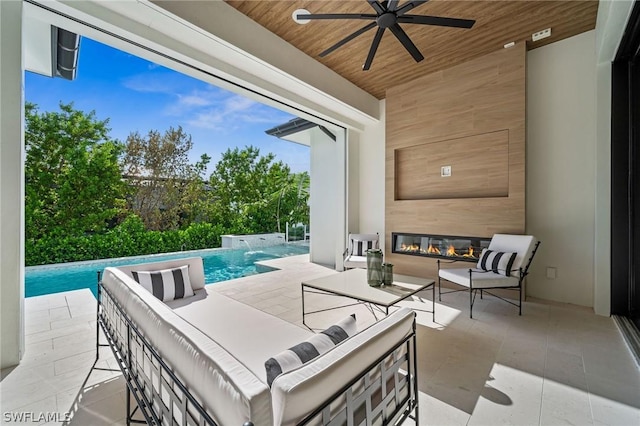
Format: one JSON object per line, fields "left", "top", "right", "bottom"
{"left": 439, "top": 268, "right": 519, "bottom": 289}
{"left": 477, "top": 249, "right": 518, "bottom": 276}
{"left": 343, "top": 255, "right": 367, "bottom": 269}
{"left": 487, "top": 234, "right": 536, "bottom": 276}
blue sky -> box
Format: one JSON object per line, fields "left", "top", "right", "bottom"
{"left": 25, "top": 37, "right": 310, "bottom": 174}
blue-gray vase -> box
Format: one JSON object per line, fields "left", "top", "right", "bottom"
{"left": 366, "top": 249, "right": 383, "bottom": 286}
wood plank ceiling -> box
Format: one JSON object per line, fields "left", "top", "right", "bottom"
{"left": 225, "top": 0, "right": 599, "bottom": 99}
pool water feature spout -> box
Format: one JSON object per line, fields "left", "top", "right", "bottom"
{"left": 239, "top": 239, "right": 252, "bottom": 251}
{"left": 239, "top": 239, "right": 261, "bottom": 255}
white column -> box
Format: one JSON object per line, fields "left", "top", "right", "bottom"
{"left": 358, "top": 100, "right": 386, "bottom": 250}
{"left": 593, "top": 62, "right": 611, "bottom": 316}
{"left": 309, "top": 127, "right": 346, "bottom": 269}
{"left": 0, "top": 0, "right": 25, "bottom": 368}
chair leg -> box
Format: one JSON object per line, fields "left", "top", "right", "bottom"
{"left": 480, "top": 289, "right": 483, "bottom": 299}
{"left": 432, "top": 282, "right": 435, "bottom": 322}
{"left": 469, "top": 270, "right": 473, "bottom": 319}
{"left": 519, "top": 284, "right": 522, "bottom": 315}
{"left": 437, "top": 260, "right": 442, "bottom": 302}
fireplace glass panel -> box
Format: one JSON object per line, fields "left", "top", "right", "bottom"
{"left": 392, "top": 233, "right": 491, "bottom": 262}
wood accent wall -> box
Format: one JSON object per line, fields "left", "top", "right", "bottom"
{"left": 395, "top": 129, "right": 510, "bottom": 200}
{"left": 385, "top": 44, "right": 526, "bottom": 278}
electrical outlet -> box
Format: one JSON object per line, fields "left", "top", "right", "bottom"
{"left": 441, "top": 166, "right": 452, "bottom": 177}
{"left": 546, "top": 267, "right": 557, "bottom": 279}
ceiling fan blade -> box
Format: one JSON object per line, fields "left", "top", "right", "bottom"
{"left": 387, "top": 0, "right": 400, "bottom": 11}
{"left": 363, "top": 27, "right": 385, "bottom": 70}
{"left": 320, "top": 22, "right": 378, "bottom": 57}
{"left": 302, "top": 13, "right": 377, "bottom": 20}
{"left": 389, "top": 23, "right": 424, "bottom": 63}
{"left": 398, "top": 14, "right": 475, "bottom": 28}
{"left": 396, "top": 0, "right": 430, "bottom": 17}
{"left": 367, "top": 0, "right": 386, "bottom": 15}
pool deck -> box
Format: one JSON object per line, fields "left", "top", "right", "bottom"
{"left": 0, "top": 289, "right": 123, "bottom": 425}
{"left": 2, "top": 254, "right": 640, "bottom": 425}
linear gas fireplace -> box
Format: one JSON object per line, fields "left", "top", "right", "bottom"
{"left": 392, "top": 233, "right": 492, "bottom": 262}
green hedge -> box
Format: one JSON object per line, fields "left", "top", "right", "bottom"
{"left": 26, "top": 215, "right": 224, "bottom": 266}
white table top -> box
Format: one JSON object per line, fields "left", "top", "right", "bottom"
{"left": 301, "top": 268, "right": 434, "bottom": 307}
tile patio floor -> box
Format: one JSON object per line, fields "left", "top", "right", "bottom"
{"left": 1, "top": 254, "right": 639, "bottom": 425}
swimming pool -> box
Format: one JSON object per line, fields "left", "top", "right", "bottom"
{"left": 25, "top": 244, "right": 309, "bottom": 298}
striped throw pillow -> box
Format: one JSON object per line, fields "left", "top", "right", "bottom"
{"left": 477, "top": 249, "right": 518, "bottom": 276}
{"left": 265, "top": 314, "right": 357, "bottom": 387}
{"left": 131, "top": 265, "right": 194, "bottom": 301}
{"left": 353, "top": 239, "right": 376, "bottom": 256}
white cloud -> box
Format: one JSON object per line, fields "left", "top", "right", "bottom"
{"left": 121, "top": 71, "right": 193, "bottom": 95}
{"left": 179, "top": 94, "right": 214, "bottom": 107}
{"left": 124, "top": 72, "right": 294, "bottom": 132}
{"left": 122, "top": 74, "right": 172, "bottom": 93}
{"left": 181, "top": 93, "right": 291, "bottom": 131}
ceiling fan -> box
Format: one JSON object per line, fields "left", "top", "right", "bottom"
{"left": 297, "top": 0, "right": 475, "bottom": 70}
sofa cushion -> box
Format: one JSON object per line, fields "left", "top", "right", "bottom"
{"left": 476, "top": 249, "right": 517, "bottom": 276}
{"left": 265, "top": 314, "right": 357, "bottom": 387}
{"left": 165, "top": 286, "right": 314, "bottom": 385}
{"left": 131, "top": 265, "right": 194, "bottom": 301}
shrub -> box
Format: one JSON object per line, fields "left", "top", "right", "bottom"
{"left": 25, "top": 216, "right": 225, "bottom": 266}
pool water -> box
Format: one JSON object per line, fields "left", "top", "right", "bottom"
{"left": 25, "top": 244, "right": 309, "bottom": 298}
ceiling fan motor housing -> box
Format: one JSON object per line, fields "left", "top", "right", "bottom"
{"left": 377, "top": 12, "right": 398, "bottom": 28}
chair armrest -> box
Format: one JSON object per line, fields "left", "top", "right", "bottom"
{"left": 469, "top": 269, "right": 521, "bottom": 278}
{"left": 469, "top": 269, "right": 492, "bottom": 274}
{"left": 437, "top": 258, "right": 466, "bottom": 272}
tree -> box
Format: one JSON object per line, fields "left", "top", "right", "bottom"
{"left": 25, "top": 102, "right": 126, "bottom": 241}
{"left": 272, "top": 171, "right": 310, "bottom": 232}
{"left": 208, "top": 146, "right": 310, "bottom": 233}
{"left": 121, "top": 127, "right": 207, "bottom": 230}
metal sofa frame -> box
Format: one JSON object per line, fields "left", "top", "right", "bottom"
{"left": 96, "top": 275, "right": 419, "bottom": 426}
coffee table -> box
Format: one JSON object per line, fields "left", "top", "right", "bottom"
{"left": 301, "top": 268, "right": 435, "bottom": 326}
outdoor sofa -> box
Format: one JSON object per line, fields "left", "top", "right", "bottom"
{"left": 97, "top": 257, "right": 419, "bottom": 425}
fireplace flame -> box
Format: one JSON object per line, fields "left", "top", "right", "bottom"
{"left": 400, "top": 243, "right": 420, "bottom": 252}
{"left": 446, "top": 245, "right": 456, "bottom": 256}
{"left": 462, "top": 247, "right": 475, "bottom": 258}
{"left": 427, "top": 244, "right": 441, "bottom": 255}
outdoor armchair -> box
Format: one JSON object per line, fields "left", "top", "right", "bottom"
{"left": 437, "top": 234, "right": 541, "bottom": 318}
{"left": 343, "top": 233, "right": 380, "bottom": 269}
